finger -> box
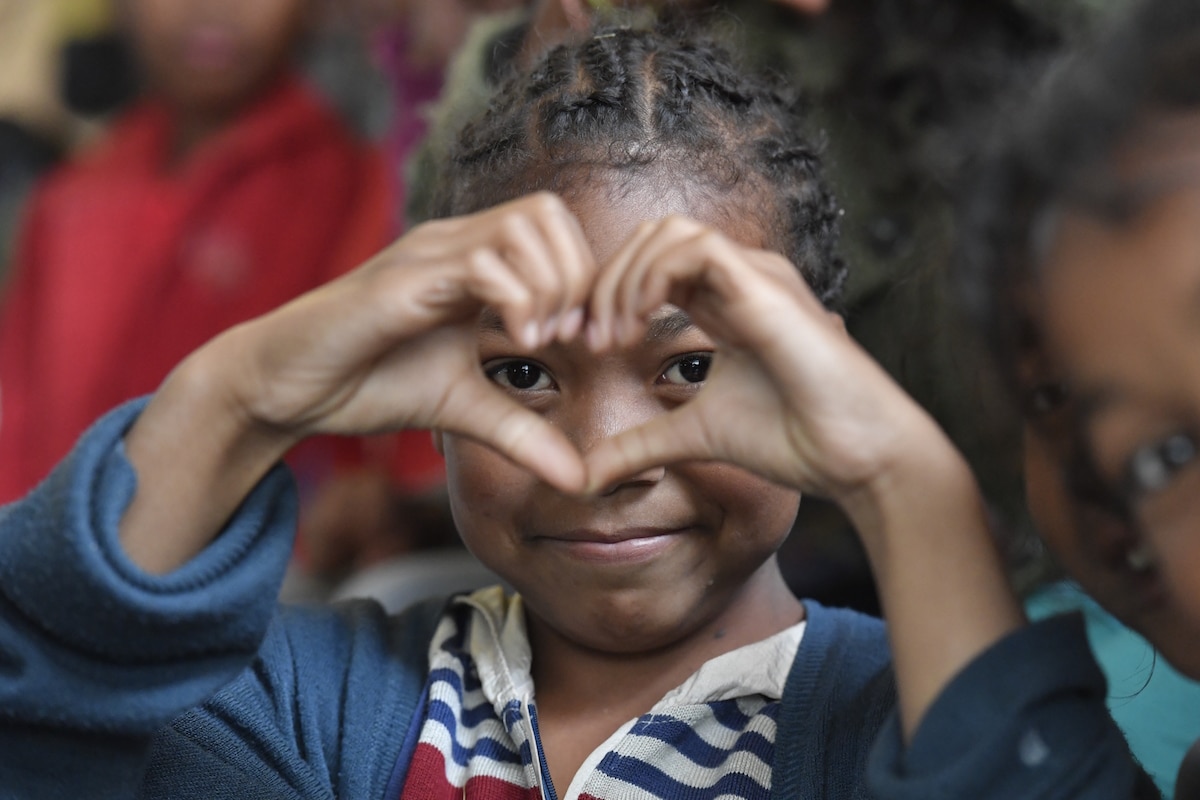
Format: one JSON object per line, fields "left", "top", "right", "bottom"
{"left": 588, "top": 218, "right": 663, "bottom": 350}
{"left": 582, "top": 407, "right": 711, "bottom": 494}
{"left": 527, "top": 193, "right": 596, "bottom": 341}
{"left": 447, "top": 386, "right": 588, "bottom": 493}
{"left": 631, "top": 235, "right": 815, "bottom": 353}
{"left": 492, "top": 207, "right": 564, "bottom": 343}
{"left": 614, "top": 216, "right": 710, "bottom": 347}
{"left": 560, "top": 0, "right": 592, "bottom": 30}
{"left": 463, "top": 247, "right": 541, "bottom": 348}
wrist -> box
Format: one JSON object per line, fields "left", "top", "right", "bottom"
{"left": 836, "top": 418, "right": 980, "bottom": 554}
{"left": 832, "top": 418, "right": 1025, "bottom": 739}
{"left": 119, "top": 341, "right": 299, "bottom": 574}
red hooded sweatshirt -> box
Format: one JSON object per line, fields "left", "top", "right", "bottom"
{"left": 0, "top": 73, "right": 443, "bottom": 503}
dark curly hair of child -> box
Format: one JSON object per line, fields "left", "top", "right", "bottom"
{"left": 429, "top": 23, "right": 848, "bottom": 308}
{"left": 955, "top": 0, "right": 1200, "bottom": 384}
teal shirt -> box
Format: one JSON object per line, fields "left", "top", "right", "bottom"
{"left": 1028, "top": 581, "right": 1200, "bottom": 798}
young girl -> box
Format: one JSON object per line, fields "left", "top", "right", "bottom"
{"left": 0, "top": 24, "right": 905, "bottom": 799}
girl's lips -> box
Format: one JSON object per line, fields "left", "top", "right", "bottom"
{"left": 551, "top": 526, "right": 680, "bottom": 544}
{"left": 1074, "top": 504, "right": 1169, "bottom": 613}
{"left": 1102, "top": 539, "right": 1169, "bottom": 613}
{"left": 538, "top": 527, "right": 689, "bottom": 564}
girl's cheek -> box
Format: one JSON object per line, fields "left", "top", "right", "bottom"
{"left": 1154, "top": 533, "right": 1200, "bottom": 629}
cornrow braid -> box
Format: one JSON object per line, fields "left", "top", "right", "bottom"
{"left": 430, "top": 23, "right": 847, "bottom": 308}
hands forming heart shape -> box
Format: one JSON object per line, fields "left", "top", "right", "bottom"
{"left": 223, "top": 192, "right": 930, "bottom": 507}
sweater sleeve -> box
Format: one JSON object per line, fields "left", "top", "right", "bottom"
{"left": 866, "top": 614, "right": 1153, "bottom": 799}
{"left": 0, "top": 399, "right": 298, "bottom": 796}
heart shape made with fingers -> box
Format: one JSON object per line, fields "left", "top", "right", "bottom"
{"left": 457, "top": 213, "right": 878, "bottom": 502}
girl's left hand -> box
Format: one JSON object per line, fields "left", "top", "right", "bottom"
{"left": 585, "top": 216, "right": 1024, "bottom": 741}
{"left": 583, "top": 215, "right": 936, "bottom": 505}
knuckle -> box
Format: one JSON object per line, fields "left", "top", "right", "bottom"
{"left": 466, "top": 247, "right": 493, "bottom": 273}
{"left": 664, "top": 214, "right": 702, "bottom": 235}
{"left": 499, "top": 213, "right": 529, "bottom": 241}
{"left": 528, "top": 191, "right": 564, "bottom": 215}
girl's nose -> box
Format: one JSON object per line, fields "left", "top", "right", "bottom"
{"left": 561, "top": 381, "right": 664, "bottom": 484}
{"left": 572, "top": 395, "right": 668, "bottom": 494}
{"left": 597, "top": 464, "right": 666, "bottom": 496}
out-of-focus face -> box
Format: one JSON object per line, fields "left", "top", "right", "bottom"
{"left": 437, "top": 176, "right": 802, "bottom": 659}
{"left": 1018, "top": 345, "right": 1200, "bottom": 676}
{"left": 124, "top": 0, "right": 308, "bottom": 116}
{"left": 1037, "top": 113, "right": 1200, "bottom": 673}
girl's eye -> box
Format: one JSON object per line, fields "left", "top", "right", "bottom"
{"left": 486, "top": 359, "right": 554, "bottom": 391}
{"left": 661, "top": 353, "right": 712, "bottom": 385}
{"left": 1122, "top": 432, "right": 1199, "bottom": 497}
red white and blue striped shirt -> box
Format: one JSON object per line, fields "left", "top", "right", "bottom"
{"left": 397, "top": 587, "right": 806, "bottom": 800}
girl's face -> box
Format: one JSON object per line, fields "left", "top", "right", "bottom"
{"left": 436, "top": 177, "right": 803, "bottom": 660}
{"left": 1038, "top": 114, "right": 1200, "bottom": 666}
{"left": 1019, "top": 350, "right": 1200, "bottom": 675}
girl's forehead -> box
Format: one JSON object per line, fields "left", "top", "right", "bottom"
{"left": 566, "top": 176, "right": 772, "bottom": 263}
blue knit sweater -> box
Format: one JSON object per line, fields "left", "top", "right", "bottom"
{"left": 0, "top": 403, "right": 895, "bottom": 799}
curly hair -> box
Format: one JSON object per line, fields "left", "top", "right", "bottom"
{"left": 955, "top": 0, "right": 1200, "bottom": 385}
{"left": 429, "top": 23, "right": 847, "bottom": 308}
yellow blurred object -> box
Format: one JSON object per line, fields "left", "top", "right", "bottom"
{"left": 0, "top": 0, "right": 67, "bottom": 140}
{"left": 56, "top": 0, "right": 114, "bottom": 40}
{"left": 0, "top": 0, "right": 109, "bottom": 146}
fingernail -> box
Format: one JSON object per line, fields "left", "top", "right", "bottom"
{"left": 522, "top": 320, "right": 539, "bottom": 349}
{"left": 560, "top": 307, "right": 584, "bottom": 340}
{"left": 541, "top": 315, "right": 559, "bottom": 346}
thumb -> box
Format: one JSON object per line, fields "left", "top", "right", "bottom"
{"left": 449, "top": 389, "right": 588, "bottom": 494}
{"left": 583, "top": 409, "right": 710, "bottom": 494}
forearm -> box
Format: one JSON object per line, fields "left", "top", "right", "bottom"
{"left": 120, "top": 333, "right": 299, "bottom": 575}
{"left": 839, "top": 427, "right": 1024, "bottom": 740}
{"left": 0, "top": 399, "right": 295, "bottom": 735}
{"left": 867, "top": 613, "right": 1150, "bottom": 799}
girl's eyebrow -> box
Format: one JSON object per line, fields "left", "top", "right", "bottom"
{"left": 644, "top": 308, "right": 697, "bottom": 342}
{"left": 477, "top": 308, "right": 697, "bottom": 342}
{"left": 477, "top": 308, "right": 507, "bottom": 335}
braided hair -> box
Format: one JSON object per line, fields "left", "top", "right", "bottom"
{"left": 429, "top": 23, "right": 847, "bottom": 308}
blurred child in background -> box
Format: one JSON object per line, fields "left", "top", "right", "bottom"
{"left": 957, "top": 0, "right": 1200, "bottom": 791}
{"left": 0, "top": 0, "right": 400, "bottom": 504}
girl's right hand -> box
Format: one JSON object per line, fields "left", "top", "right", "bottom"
{"left": 220, "top": 192, "right": 594, "bottom": 468}
{"left": 121, "top": 193, "right": 595, "bottom": 573}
